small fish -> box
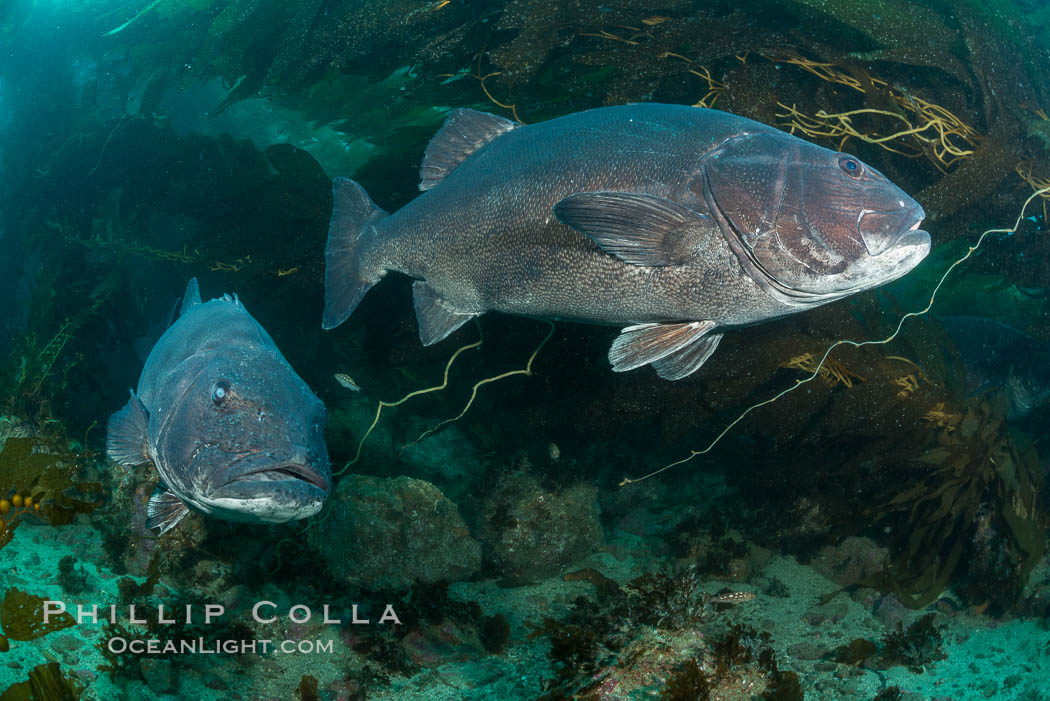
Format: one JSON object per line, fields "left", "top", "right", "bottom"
{"left": 334, "top": 372, "right": 362, "bottom": 392}
{"left": 710, "top": 590, "right": 756, "bottom": 605}
{"left": 323, "top": 104, "right": 929, "bottom": 380}
{"left": 107, "top": 279, "right": 331, "bottom": 535}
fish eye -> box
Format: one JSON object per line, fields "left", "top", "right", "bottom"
{"left": 838, "top": 156, "right": 862, "bottom": 177}
{"left": 212, "top": 381, "right": 230, "bottom": 405}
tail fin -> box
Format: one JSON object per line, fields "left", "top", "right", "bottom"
{"left": 322, "top": 178, "right": 389, "bottom": 330}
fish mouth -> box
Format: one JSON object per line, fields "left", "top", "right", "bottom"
{"left": 226, "top": 462, "right": 330, "bottom": 492}
{"left": 858, "top": 203, "right": 927, "bottom": 256}
{"left": 193, "top": 450, "right": 331, "bottom": 522}
{"left": 895, "top": 227, "right": 932, "bottom": 250}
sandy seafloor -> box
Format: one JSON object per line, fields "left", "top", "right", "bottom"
{"left": 2, "top": 510, "right": 1048, "bottom": 700}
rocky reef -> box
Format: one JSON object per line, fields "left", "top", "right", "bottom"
{"left": 477, "top": 466, "right": 604, "bottom": 585}
{"left": 309, "top": 474, "right": 482, "bottom": 590}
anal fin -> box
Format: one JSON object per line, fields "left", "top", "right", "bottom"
{"left": 107, "top": 390, "right": 151, "bottom": 465}
{"left": 412, "top": 281, "right": 477, "bottom": 346}
{"left": 610, "top": 320, "right": 717, "bottom": 373}
{"left": 146, "top": 485, "right": 190, "bottom": 535}
{"left": 652, "top": 332, "right": 723, "bottom": 380}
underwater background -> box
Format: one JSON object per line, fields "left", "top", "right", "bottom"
{"left": 2, "top": 0, "right": 1050, "bottom": 698}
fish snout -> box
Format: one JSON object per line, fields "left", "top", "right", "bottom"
{"left": 858, "top": 202, "right": 928, "bottom": 257}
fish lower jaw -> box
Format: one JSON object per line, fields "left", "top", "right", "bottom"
{"left": 194, "top": 493, "right": 324, "bottom": 523}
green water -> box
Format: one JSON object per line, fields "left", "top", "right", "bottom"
{"left": 1, "top": 1, "right": 1049, "bottom": 699}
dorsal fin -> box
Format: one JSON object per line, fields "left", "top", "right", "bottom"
{"left": 179, "top": 278, "right": 202, "bottom": 317}
{"left": 419, "top": 109, "right": 518, "bottom": 191}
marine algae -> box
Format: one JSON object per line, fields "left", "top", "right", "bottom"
{"left": 527, "top": 565, "right": 793, "bottom": 699}
{"left": 879, "top": 613, "right": 946, "bottom": 673}
{"left": 0, "top": 437, "right": 103, "bottom": 530}
{"left": 781, "top": 351, "right": 864, "bottom": 388}
{"left": 95, "top": 622, "right": 139, "bottom": 681}
{"left": 871, "top": 393, "right": 1045, "bottom": 609}
{"left": 768, "top": 50, "right": 981, "bottom": 172}
{"left": 824, "top": 615, "right": 946, "bottom": 672}
{"left": 0, "top": 661, "right": 82, "bottom": 701}
{"left": 0, "top": 589, "right": 75, "bottom": 641}
{"left": 1, "top": 274, "right": 115, "bottom": 423}
{"left": 337, "top": 321, "right": 553, "bottom": 475}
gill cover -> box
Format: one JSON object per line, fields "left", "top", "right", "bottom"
{"left": 702, "top": 132, "right": 928, "bottom": 298}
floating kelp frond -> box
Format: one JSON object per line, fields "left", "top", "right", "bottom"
{"left": 1, "top": 273, "right": 117, "bottom": 423}
{"left": 763, "top": 50, "right": 981, "bottom": 174}
{"left": 776, "top": 101, "right": 978, "bottom": 173}
{"left": 658, "top": 52, "right": 725, "bottom": 108}
{"left": 922, "top": 401, "right": 962, "bottom": 432}
{"left": 893, "top": 374, "right": 920, "bottom": 399}
{"left": 781, "top": 351, "right": 864, "bottom": 388}
{"left": 103, "top": 0, "right": 166, "bottom": 37}
{"left": 1015, "top": 160, "right": 1050, "bottom": 222}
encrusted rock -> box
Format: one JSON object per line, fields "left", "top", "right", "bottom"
{"left": 811, "top": 536, "right": 890, "bottom": 587}
{"left": 787, "top": 642, "right": 826, "bottom": 661}
{"left": 874, "top": 594, "right": 909, "bottom": 629}
{"left": 479, "top": 469, "right": 604, "bottom": 585}
{"left": 309, "top": 474, "right": 481, "bottom": 590}
{"left": 98, "top": 463, "right": 207, "bottom": 577}
{"left": 140, "top": 657, "right": 175, "bottom": 694}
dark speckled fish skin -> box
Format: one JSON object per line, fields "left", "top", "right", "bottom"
{"left": 381, "top": 105, "right": 773, "bottom": 324}
{"left": 324, "top": 103, "right": 930, "bottom": 379}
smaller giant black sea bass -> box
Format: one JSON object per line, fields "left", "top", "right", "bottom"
{"left": 107, "top": 279, "right": 331, "bottom": 534}
{"left": 323, "top": 104, "right": 931, "bottom": 379}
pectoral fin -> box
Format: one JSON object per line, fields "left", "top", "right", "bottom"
{"left": 107, "top": 390, "right": 151, "bottom": 465}
{"left": 553, "top": 191, "right": 717, "bottom": 266}
{"left": 146, "top": 485, "right": 190, "bottom": 535}
{"left": 412, "top": 281, "right": 477, "bottom": 346}
{"left": 652, "top": 332, "right": 723, "bottom": 380}
{"left": 610, "top": 320, "right": 717, "bottom": 373}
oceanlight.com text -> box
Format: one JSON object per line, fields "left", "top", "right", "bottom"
{"left": 105, "top": 636, "right": 336, "bottom": 655}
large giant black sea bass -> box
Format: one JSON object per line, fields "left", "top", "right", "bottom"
{"left": 108, "top": 279, "right": 331, "bottom": 535}
{"left": 323, "top": 104, "right": 930, "bottom": 380}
